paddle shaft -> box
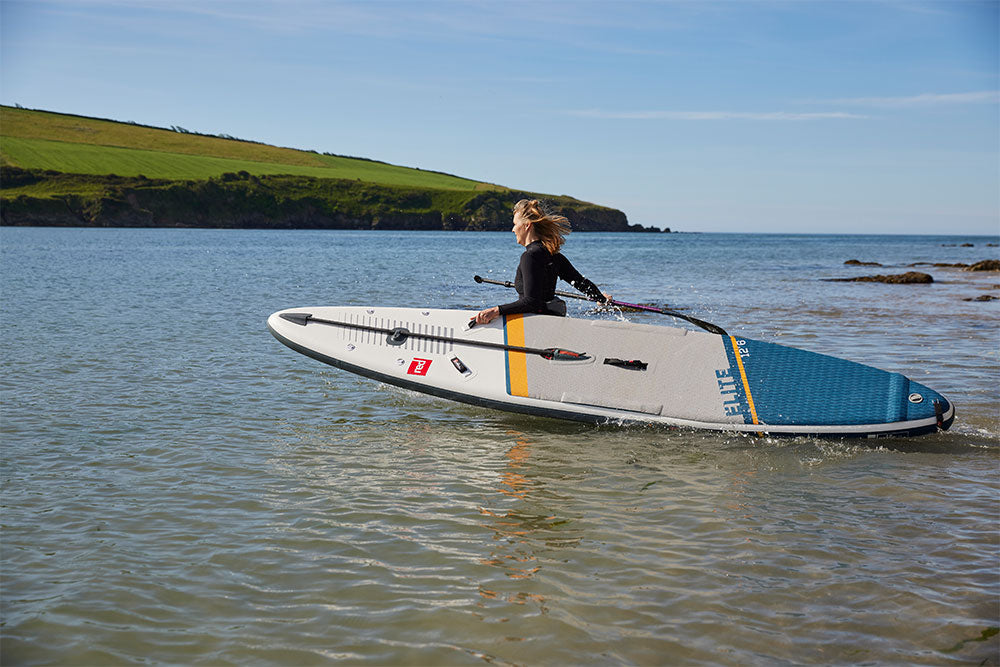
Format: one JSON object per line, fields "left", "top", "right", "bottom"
{"left": 475, "top": 275, "right": 599, "bottom": 304}
{"left": 279, "top": 313, "right": 588, "bottom": 361}
{"left": 472, "top": 275, "right": 728, "bottom": 336}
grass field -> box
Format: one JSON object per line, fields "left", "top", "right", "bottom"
{"left": 0, "top": 106, "right": 488, "bottom": 191}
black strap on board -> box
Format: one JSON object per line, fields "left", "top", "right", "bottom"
{"left": 279, "top": 312, "right": 589, "bottom": 362}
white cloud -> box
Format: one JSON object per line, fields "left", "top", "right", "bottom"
{"left": 817, "top": 91, "right": 1000, "bottom": 107}
{"left": 567, "top": 110, "right": 867, "bottom": 121}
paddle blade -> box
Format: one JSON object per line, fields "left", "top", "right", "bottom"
{"left": 611, "top": 300, "right": 727, "bottom": 335}
{"left": 689, "top": 319, "right": 728, "bottom": 336}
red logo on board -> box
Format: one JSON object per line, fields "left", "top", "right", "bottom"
{"left": 407, "top": 358, "right": 432, "bottom": 376}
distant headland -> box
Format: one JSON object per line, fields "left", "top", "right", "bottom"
{"left": 0, "top": 106, "right": 667, "bottom": 232}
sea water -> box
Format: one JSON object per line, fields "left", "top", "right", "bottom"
{"left": 1, "top": 228, "right": 998, "bottom": 665}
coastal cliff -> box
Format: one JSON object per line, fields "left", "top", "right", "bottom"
{"left": 1, "top": 167, "right": 654, "bottom": 232}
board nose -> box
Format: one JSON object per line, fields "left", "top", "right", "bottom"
{"left": 902, "top": 379, "right": 950, "bottom": 422}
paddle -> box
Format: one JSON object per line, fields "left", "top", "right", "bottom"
{"left": 279, "top": 312, "right": 589, "bottom": 361}
{"left": 473, "top": 275, "right": 728, "bottom": 336}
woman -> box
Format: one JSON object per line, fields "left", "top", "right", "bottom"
{"left": 475, "top": 199, "right": 610, "bottom": 325}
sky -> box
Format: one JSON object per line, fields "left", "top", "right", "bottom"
{"left": 1, "top": 0, "right": 998, "bottom": 234}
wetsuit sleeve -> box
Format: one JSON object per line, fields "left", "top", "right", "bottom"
{"left": 553, "top": 254, "right": 605, "bottom": 302}
{"left": 497, "top": 249, "right": 549, "bottom": 316}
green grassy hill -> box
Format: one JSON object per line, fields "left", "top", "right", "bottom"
{"left": 0, "top": 106, "right": 640, "bottom": 232}
{"left": 0, "top": 106, "right": 486, "bottom": 189}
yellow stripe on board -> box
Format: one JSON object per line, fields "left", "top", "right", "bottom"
{"left": 505, "top": 314, "right": 529, "bottom": 397}
{"left": 730, "top": 336, "right": 760, "bottom": 425}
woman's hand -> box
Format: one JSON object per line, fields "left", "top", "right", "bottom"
{"left": 475, "top": 306, "right": 500, "bottom": 325}
{"left": 601, "top": 292, "right": 614, "bottom": 304}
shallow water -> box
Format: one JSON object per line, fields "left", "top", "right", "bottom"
{"left": 2, "top": 228, "right": 998, "bottom": 665}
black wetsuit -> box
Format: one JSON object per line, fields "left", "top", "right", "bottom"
{"left": 497, "top": 241, "right": 603, "bottom": 316}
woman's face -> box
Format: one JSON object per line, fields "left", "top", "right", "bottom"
{"left": 512, "top": 210, "right": 532, "bottom": 246}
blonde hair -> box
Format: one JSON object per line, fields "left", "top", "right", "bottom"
{"left": 514, "top": 199, "right": 571, "bottom": 255}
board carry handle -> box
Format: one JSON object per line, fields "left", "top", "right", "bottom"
{"left": 473, "top": 275, "right": 728, "bottom": 336}
{"left": 603, "top": 358, "right": 648, "bottom": 370}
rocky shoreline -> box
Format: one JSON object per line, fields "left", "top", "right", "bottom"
{"left": 833, "top": 257, "right": 1000, "bottom": 301}
{"left": 844, "top": 258, "right": 1000, "bottom": 271}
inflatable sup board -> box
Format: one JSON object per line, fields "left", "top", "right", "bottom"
{"left": 267, "top": 306, "right": 954, "bottom": 438}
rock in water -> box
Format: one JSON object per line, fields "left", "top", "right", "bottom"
{"left": 965, "top": 260, "right": 1000, "bottom": 272}
{"left": 830, "top": 272, "right": 934, "bottom": 284}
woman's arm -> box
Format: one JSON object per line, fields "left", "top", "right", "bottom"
{"left": 553, "top": 254, "right": 610, "bottom": 303}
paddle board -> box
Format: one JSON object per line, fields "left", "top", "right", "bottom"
{"left": 267, "top": 306, "right": 954, "bottom": 438}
